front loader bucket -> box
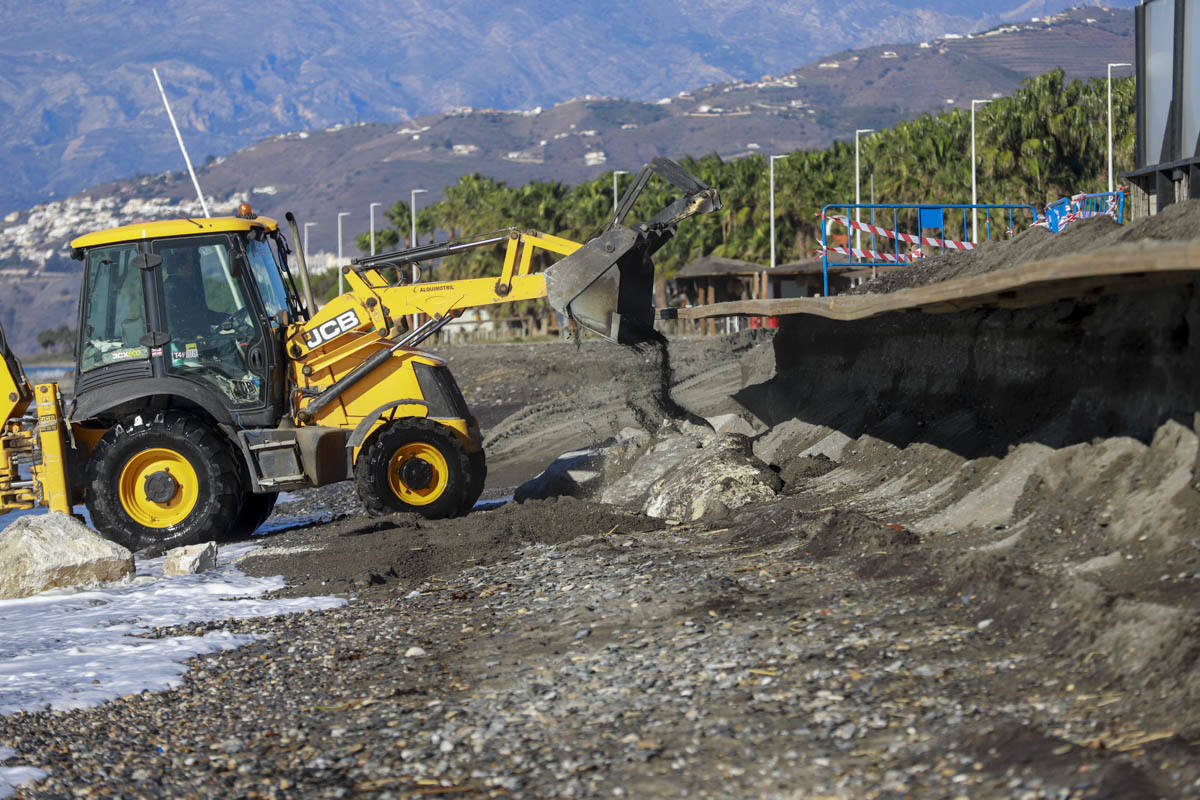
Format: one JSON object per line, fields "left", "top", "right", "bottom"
{"left": 544, "top": 227, "right": 655, "bottom": 345}
{"left": 544, "top": 157, "right": 721, "bottom": 344}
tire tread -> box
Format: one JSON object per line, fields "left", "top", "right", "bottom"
{"left": 84, "top": 412, "right": 243, "bottom": 551}
{"left": 354, "top": 419, "right": 475, "bottom": 519}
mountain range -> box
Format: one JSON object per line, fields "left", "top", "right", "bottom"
{"left": 0, "top": 0, "right": 1134, "bottom": 213}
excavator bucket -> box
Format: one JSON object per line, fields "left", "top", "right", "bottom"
{"left": 544, "top": 157, "right": 721, "bottom": 344}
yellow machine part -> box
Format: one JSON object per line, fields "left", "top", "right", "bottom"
{"left": 278, "top": 229, "right": 574, "bottom": 473}
{"left": 387, "top": 441, "right": 450, "bottom": 506}
{"left": 31, "top": 383, "right": 72, "bottom": 515}
{"left": 0, "top": 345, "right": 34, "bottom": 512}
{"left": 289, "top": 231, "right": 581, "bottom": 360}
{"left": 0, "top": 422, "right": 36, "bottom": 512}
{"left": 117, "top": 447, "right": 198, "bottom": 528}
{"left": 0, "top": 352, "right": 29, "bottom": 431}
{"left": 293, "top": 339, "right": 474, "bottom": 460}
{"left": 69, "top": 215, "right": 279, "bottom": 249}
{"left": 1, "top": 382, "right": 73, "bottom": 516}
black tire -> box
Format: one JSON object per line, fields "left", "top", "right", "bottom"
{"left": 84, "top": 413, "right": 243, "bottom": 552}
{"left": 458, "top": 448, "right": 487, "bottom": 515}
{"left": 225, "top": 491, "right": 279, "bottom": 540}
{"left": 355, "top": 419, "right": 472, "bottom": 519}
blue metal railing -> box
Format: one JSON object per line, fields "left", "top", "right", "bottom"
{"left": 819, "top": 203, "right": 1038, "bottom": 296}
{"left": 1043, "top": 191, "right": 1125, "bottom": 233}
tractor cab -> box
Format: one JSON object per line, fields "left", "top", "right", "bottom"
{"left": 69, "top": 208, "right": 305, "bottom": 429}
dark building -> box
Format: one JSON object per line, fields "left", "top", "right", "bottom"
{"left": 1126, "top": 0, "right": 1200, "bottom": 217}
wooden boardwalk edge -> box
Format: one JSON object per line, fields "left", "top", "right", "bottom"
{"left": 672, "top": 243, "right": 1200, "bottom": 322}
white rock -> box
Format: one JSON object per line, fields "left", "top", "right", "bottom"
{"left": 405, "top": 646, "right": 428, "bottom": 658}
{"left": 704, "top": 413, "right": 758, "bottom": 437}
{"left": 605, "top": 431, "right": 782, "bottom": 522}
{"left": 0, "top": 512, "right": 133, "bottom": 599}
{"left": 163, "top": 542, "right": 218, "bottom": 576}
{"left": 1070, "top": 551, "right": 1125, "bottom": 574}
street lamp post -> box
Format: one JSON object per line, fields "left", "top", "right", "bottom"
{"left": 409, "top": 189, "right": 427, "bottom": 281}
{"left": 769, "top": 155, "right": 785, "bottom": 271}
{"left": 971, "top": 99, "right": 991, "bottom": 244}
{"left": 303, "top": 222, "right": 316, "bottom": 260}
{"left": 369, "top": 202, "right": 383, "bottom": 256}
{"left": 854, "top": 129, "right": 874, "bottom": 257}
{"left": 612, "top": 170, "right": 628, "bottom": 215}
{"left": 336, "top": 211, "right": 350, "bottom": 294}
{"left": 1107, "top": 62, "right": 1132, "bottom": 194}
{"left": 409, "top": 188, "right": 428, "bottom": 331}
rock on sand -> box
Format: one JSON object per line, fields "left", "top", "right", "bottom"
{"left": 0, "top": 512, "right": 133, "bottom": 599}
{"left": 163, "top": 542, "right": 219, "bottom": 576}
{"left": 602, "top": 423, "right": 781, "bottom": 523}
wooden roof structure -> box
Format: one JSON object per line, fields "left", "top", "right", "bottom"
{"left": 669, "top": 243, "right": 1200, "bottom": 322}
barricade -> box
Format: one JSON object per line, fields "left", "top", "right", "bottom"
{"left": 819, "top": 203, "right": 1038, "bottom": 296}
{"left": 1042, "top": 190, "right": 1125, "bottom": 233}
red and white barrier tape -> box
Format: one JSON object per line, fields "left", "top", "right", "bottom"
{"left": 815, "top": 245, "right": 921, "bottom": 264}
{"left": 822, "top": 213, "right": 976, "bottom": 252}
{"left": 1035, "top": 190, "right": 1124, "bottom": 231}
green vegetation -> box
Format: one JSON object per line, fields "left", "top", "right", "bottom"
{"left": 35, "top": 325, "right": 76, "bottom": 354}
{"left": 362, "top": 70, "right": 1134, "bottom": 279}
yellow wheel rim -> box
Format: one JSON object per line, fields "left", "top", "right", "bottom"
{"left": 387, "top": 442, "right": 449, "bottom": 506}
{"left": 117, "top": 447, "right": 199, "bottom": 528}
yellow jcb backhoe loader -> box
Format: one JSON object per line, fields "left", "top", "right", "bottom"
{"left": 0, "top": 158, "right": 720, "bottom": 551}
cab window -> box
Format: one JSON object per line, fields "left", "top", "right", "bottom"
{"left": 245, "top": 238, "right": 290, "bottom": 320}
{"left": 160, "top": 239, "right": 246, "bottom": 335}
{"left": 79, "top": 244, "right": 147, "bottom": 372}
{"left": 157, "top": 236, "right": 264, "bottom": 408}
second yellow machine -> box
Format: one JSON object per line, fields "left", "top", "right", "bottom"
{"left": 0, "top": 158, "right": 720, "bottom": 550}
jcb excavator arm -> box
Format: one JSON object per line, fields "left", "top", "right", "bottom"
{"left": 282, "top": 157, "right": 719, "bottom": 424}
{"left": 287, "top": 157, "right": 720, "bottom": 358}
{"left": 290, "top": 228, "right": 580, "bottom": 361}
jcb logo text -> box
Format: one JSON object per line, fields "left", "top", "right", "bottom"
{"left": 304, "top": 310, "right": 360, "bottom": 349}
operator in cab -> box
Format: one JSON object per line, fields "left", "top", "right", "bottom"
{"left": 161, "top": 245, "right": 225, "bottom": 340}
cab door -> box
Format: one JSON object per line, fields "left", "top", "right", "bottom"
{"left": 75, "top": 242, "right": 154, "bottom": 398}
{"left": 151, "top": 235, "right": 269, "bottom": 413}
{"left": 240, "top": 234, "right": 292, "bottom": 419}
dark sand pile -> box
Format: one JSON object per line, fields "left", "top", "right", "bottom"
{"left": 850, "top": 198, "right": 1200, "bottom": 294}
{"left": 241, "top": 495, "right": 661, "bottom": 597}
{"left": 474, "top": 334, "right": 766, "bottom": 487}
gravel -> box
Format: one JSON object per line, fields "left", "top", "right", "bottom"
{"left": 2, "top": 497, "right": 1196, "bottom": 798}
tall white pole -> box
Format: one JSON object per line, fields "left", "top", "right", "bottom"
{"left": 855, "top": 129, "right": 873, "bottom": 257}
{"left": 152, "top": 68, "right": 210, "bottom": 218}
{"left": 409, "top": 189, "right": 427, "bottom": 281}
{"left": 769, "top": 155, "right": 784, "bottom": 270}
{"left": 303, "top": 222, "right": 316, "bottom": 259}
{"left": 337, "top": 211, "right": 349, "bottom": 295}
{"left": 369, "top": 202, "right": 382, "bottom": 256}
{"left": 971, "top": 100, "right": 990, "bottom": 244}
{"left": 870, "top": 174, "right": 877, "bottom": 279}
{"left": 612, "top": 170, "right": 628, "bottom": 214}
{"left": 1107, "top": 63, "right": 1132, "bottom": 194}
{"left": 410, "top": 189, "right": 428, "bottom": 331}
